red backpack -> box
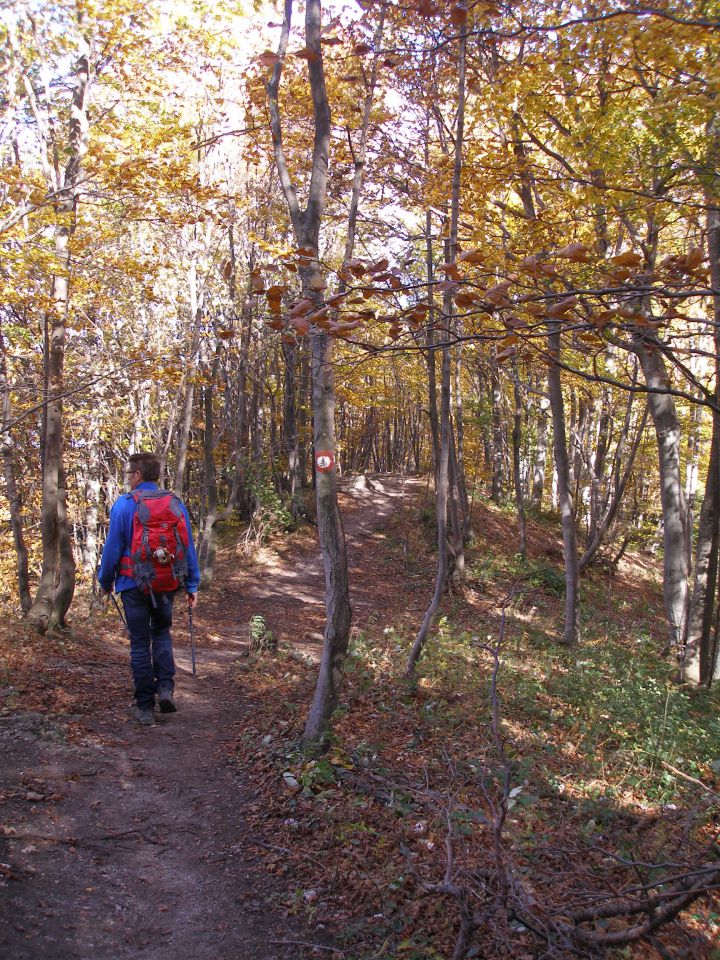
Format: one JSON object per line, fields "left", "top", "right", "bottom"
{"left": 119, "top": 490, "right": 190, "bottom": 597}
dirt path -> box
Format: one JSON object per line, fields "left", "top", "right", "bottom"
{"left": 0, "top": 475, "right": 422, "bottom": 959}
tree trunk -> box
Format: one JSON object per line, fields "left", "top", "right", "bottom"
{"left": 547, "top": 321, "right": 580, "bottom": 646}
{"left": 0, "top": 350, "right": 31, "bottom": 613}
{"left": 266, "top": 0, "right": 352, "bottom": 746}
{"left": 490, "top": 363, "right": 505, "bottom": 503}
{"left": 633, "top": 332, "right": 689, "bottom": 653}
{"left": 27, "top": 41, "right": 89, "bottom": 633}
{"left": 530, "top": 395, "right": 550, "bottom": 508}
{"left": 511, "top": 367, "right": 527, "bottom": 562}
{"left": 684, "top": 194, "right": 720, "bottom": 682}
{"left": 282, "top": 339, "right": 303, "bottom": 517}
{"left": 198, "top": 377, "right": 219, "bottom": 585}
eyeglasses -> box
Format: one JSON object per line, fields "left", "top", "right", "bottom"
{"left": 126, "top": 469, "right": 139, "bottom": 476}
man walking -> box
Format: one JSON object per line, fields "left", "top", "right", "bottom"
{"left": 98, "top": 452, "right": 200, "bottom": 726}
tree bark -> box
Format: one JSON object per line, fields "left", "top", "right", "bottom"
{"left": 684, "top": 196, "right": 720, "bottom": 682}
{"left": 0, "top": 323, "right": 31, "bottom": 613}
{"left": 27, "top": 39, "right": 89, "bottom": 633}
{"left": 266, "top": 0, "right": 352, "bottom": 746}
{"left": 633, "top": 332, "right": 689, "bottom": 653}
{"left": 547, "top": 321, "right": 580, "bottom": 646}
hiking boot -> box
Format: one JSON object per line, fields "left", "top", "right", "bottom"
{"left": 157, "top": 686, "right": 177, "bottom": 714}
{"left": 134, "top": 705, "right": 155, "bottom": 726}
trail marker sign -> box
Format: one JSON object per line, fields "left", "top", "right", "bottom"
{"left": 315, "top": 451, "right": 334, "bottom": 472}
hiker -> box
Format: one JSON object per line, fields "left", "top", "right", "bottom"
{"left": 98, "top": 451, "right": 200, "bottom": 726}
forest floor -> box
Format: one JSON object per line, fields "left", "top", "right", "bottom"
{"left": 0, "top": 474, "right": 719, "bottom": 960}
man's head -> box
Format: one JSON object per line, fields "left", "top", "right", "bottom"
{"left": 126, "top": 452, "right": 161, "bottom": 490}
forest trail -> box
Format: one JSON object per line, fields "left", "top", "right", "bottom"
{"left": 0, "top": 474, "right": 421, "bottom": 960}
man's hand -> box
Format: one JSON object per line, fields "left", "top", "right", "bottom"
{"left": 187, "top": 592, "right": 197, "bottom": 609}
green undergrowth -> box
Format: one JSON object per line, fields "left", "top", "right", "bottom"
{"left": 237, "top": 501, "right": 719, "bottom": 958}
{"left": 240, "top": 615, "right": 719, "bottom": 958}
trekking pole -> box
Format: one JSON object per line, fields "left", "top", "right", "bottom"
{"left": 188, "top": 600, "right": 196, "bottom": 676}
{"left": 110, "top": 593, "right": 131, "bottom": 640}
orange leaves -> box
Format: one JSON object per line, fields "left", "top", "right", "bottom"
{"left": 368, "top": 257, "right": 389, "bottom": 274}
{"left": 556, "top": 243, "right": 591, "bottom": 263}
{"left": 483, "top": 281, "right": 512, "bottom": 306}
{"left": 290, "top": 298, "right": 315, "bottom": 318}
{"left": 609, "top": 250, "right": 643, "bottom": 268}
{"left": 266, "top": 284, "right": 288, "bottom": 299}
{"left": 416, "top": 0, "right": 441, "bottom": 16}
{"left": 450, "top": 5, "right": 468, "bottom": 27}
{"left": 547, "top": 296, "right": 578, "bottom": 318}
{"left": 251, "top": 269, "right": 265, "bottom": 294}
{"left": 439, "top": 261, "right": 463, "bottom": 281}
{"left": 291, "top": 47, "right": 321, "bottom": 63}
{"left": 289, "top": 317, "right": 310, "bottom": 335}
{"left": 457, "top": 249, "right": 484, "bottom": 265}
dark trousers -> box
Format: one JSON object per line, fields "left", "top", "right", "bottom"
{"left": 121, "top": 588, "right": 176, "bottom": 710}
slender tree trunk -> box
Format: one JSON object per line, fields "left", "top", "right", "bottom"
{"left": 83, "top": 408, "right": 102, "bottom": 577}
{"left": 198, "top": 374, "right": 219, "bottom": 585}
{"left": 266, "top": 0, "right": 351, "bottom": 745}
{"left": 282, "top": 339, "right": 303, "bottom": 516}
{"left": 490, "top": 363, "right": 504, "bottom": 503}
{"left": 633, "top": 333, "right": 689, "bottom": 653}
{"left": 0, "top": 328, "right": 31, "bottom": 613}
{"left": 174, "top": 260, "right": 202, "bottom": 497}
{"left": 407, "top": 339, "right": 451, "bottom": 674}
{"left": 530, "top": 395, "right": 550, "bottom": 508}
{"left": 685, "top": 194, "right": 720, "bottom": 682}
{"left": 512, "top": 367, "right": 527, "bottom": 561}
{"left": 27, "top": 40, "right": 89, "bottom": 633}
{"left": 407, "top": 19, "right": 467, "bottom": 668}
{"left": 547, "top": 321, "right": 580, "bottom": 646}
{"left": 579, "top": 403, "right": 648, "bottom": 571}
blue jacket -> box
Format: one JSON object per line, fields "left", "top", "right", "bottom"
{"left": 98, "top": 482, "right": 200, "bottom": 594}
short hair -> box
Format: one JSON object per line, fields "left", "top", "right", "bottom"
{"left": 127, "top": 451, "right": 161, "bottom": 482}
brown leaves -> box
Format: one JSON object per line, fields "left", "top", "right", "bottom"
{"left": 547, "top": 296, "right": 578, "bottom": 318}
{"left": 556, "top": 243, "right": 591, "bottom": 263}
{"left": 483, "top": 281, "right": 512, "bottom": 306}
{"left": 610, "top": 250, "right": 643, "bottom": 268}
{"left": 258, "top": 50, "right": 281, "bottom": 69}
{"left": 291, "top": 47, "right": 321, "bottom": 63}
{"left": 457, "top": 249, "right": 485, "bottom": 265}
